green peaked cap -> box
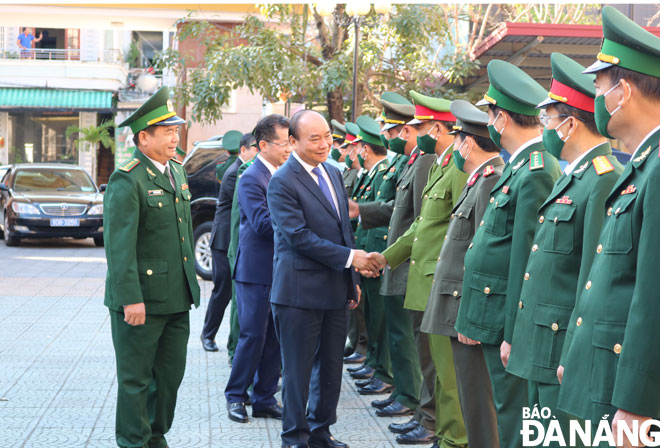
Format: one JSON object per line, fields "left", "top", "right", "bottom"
{"left": 377, "top": 92, "right": 409, "bottom": 124}
{"left": 222, "top": 130, "right": 243, "bottom": 153}
{"left": 476, "top": 59, "right": 547, "bottom": 116}
{"left": 118, "top": 86, "right": 184, "bottom": 134}
{"left": 330, "top": 119, "right": 346, "bottom": 141}
{"left": 408, "top": 90, "right": 454, "bottom": 125}
{"left": 356, "top": 115, "right": 385, "bottom": 147}
{"left": 381, "top": 95, "right": 415, "bottom": 131}
{"left": 537, "top": 53, "right": 595, "bottom": 112}
{"left": 341, "top": 121, "right": 361, "bottom": 148}
{"left": 584, "top": 6, "right": 660, "bottom": 78}
{"left": 448, "top": 100, "right": 490, "bottom": 139}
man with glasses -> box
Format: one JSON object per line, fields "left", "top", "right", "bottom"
{"left": 225, "top": 114, "right": 291, "bottom": 424}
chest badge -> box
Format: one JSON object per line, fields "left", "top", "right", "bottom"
{"left": 502, "top": 185, "right": 510, "bottom": 195}
{"left": 148, "top": 189, "right": 164, "bottom": 196}
{"left": 621, "top": 185, "right": 636, "bottom": 195}
{"left": 556, "top": 196, "right": 572, "bottom": 205}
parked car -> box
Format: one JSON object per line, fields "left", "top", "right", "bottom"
{"left": 184, "top": 138, "right": 230, "bottom": 280}
{"left": 0, "top": 163, "right": 105, "bottom": 247}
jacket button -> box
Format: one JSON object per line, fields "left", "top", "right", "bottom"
{"left": 458, "top": 212, "right": 463, "bottom": 217}
{"left": 519, "top": 301, "right": 523, "bottom": 309}
{"left": 551, "top": 323, "right": 559, "bottom": 332}
{"left": 597, "top": 244, "right": 603, "bottom": 253}
{"left": 181, "top": 237, "right": 185, "bottom": 242}
{"left": 451, "top": 214, "right": 455, "bottom": 219}
{"left": 418, "top": 216, "right": 423, "bottom": 221}
{"left": 539, "top": 216, "right": 544, "bottom": 223}
{"left": 444, "top": 235, "right": 448, "bottom": 240}
{"left": 468, "top": 243, "right": 473, "bottom": 249}
{"left": 158, "top": 202, "right": 163, "bottom": 208}
{"left": 411, "top": 260, "right": 415, "bottom": 265}
{"left": 615, "top": 207, "right": 621, "bottom": 214}
{"left": 179, "top": 217, "right": 182, "bottom": 223}
{"left": 607, "top": 207, "right": 613, "bottom": 216}
{"left": 577, "top": 317, "right": 583, "bottom": 326}
{"left": 531, "top": 244, "right": 538, "bottom": 252}
{"left": 184, "top": 256, "right": 188, "bottom": 262}
{"left": 453, "top": 290, "right": 458, "bottom": 297}
{"left": 524, "top": 273, "right": 530, "bottom": 280}
{"left": 388, "top": 226, "right": 391, "bottom": 230}
{"left": 383, "top": 235, "right": 387, "bottom": 240}
{"left": 414, "top": 237, "right": 418, "bottom": 242}
{"left": 176, "top": 197, "right": 179, "bottom": 204}
{"left": 146, "top": 269, "right": 153, "bottom": 276}
{"left": 437, "top": 257, "right": 441, "bottom": 261}
{"left": 585, "top": 280, "right": 592, "bottom": 290}
{"left": 424, "top": 194, "right": 428, "bottom": 199}
{"left": 378, "top": 191, "right": 381, "bottom": 195}
{"left": 490, "top": 197, "right": 494, "bottom": 203}
{"left": 613, "top": 343, "right": 622, "bottom": 355}
{"left": 554, "top": 216, "right": 558, "bottom": 224}
{"left": 479, "top": 220, "right": 484, "bottom": 226}
{"left": 484, "top": 286, "right": 491, "bottom": 294}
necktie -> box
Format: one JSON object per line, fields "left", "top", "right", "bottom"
{"left": 164, "top": 165, "right": 175, "bottom": 189}
{"left": 311, "top": 166, "right": 338, "bottom": 216}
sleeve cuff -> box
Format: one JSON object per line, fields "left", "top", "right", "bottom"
{"left": 345, "top": 249, "right": 355, "bottom": 269}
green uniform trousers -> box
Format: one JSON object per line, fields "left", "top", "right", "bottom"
{"left": 362, "top": 276, "right": 393, "bottom": 383}
{"left": 528, "top": 380, "right": 585, "bottom": 448}
{"left": 482, "top": 343, "right": 527, "bottom": 448}
{"left": 384, "top": 294, "right": 421, "bottom": 410}
{"left": 411, "top": 310, "right": 436, "bottom": 430}
{"left": 110, "top": 310, "right": 189, "bottom": 448}
{"left": 227, "top": 282, "right": 239, "bottom": 361}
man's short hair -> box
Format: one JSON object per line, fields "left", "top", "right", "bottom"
{"left": 602, "top": 66, "right": 660, "bottom": 102}
{"left": 363, "top": 142, "right": 387, "bottom": 156}
{"left": 550, "top": 103, "right": 599, "bottom": 135}
{"left": 254, "top": 114, "right": 290, "bottom": 150}
{"left": 288, "top": 110, "right": 319, "bottom": 140}
{"left": 240, "top": 133, "right": 256, "bottom": 149}
{"left": 458, "top": 131, "right": 500, "bottom": 153}
{"left": 489, "top": 105, "right": 540, "bottom": 129}
{"left": 132, "top": 125, "right": 157, "bottom": 147}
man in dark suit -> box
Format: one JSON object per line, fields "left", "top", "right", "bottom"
{"left": 201, "top": 131, "right": 256, "bottom": 352}
{"left": 268, "top": 110, "right": 379, "bottom": 448}
{"left": 224, "top": 115, "right": 291, "bottom": 423}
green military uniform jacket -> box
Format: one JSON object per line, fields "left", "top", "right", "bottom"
{"left": 507, "top": 144, "right": 622, "bottom": 386}
{"left": 360, "top": 148, "right": 436, "bottom": 297}
{"left": 227, "top": 157, "right": 254, "bottom": 272}
{"left": 422, "top": 157, "right": 505, "bottom": 335}
{"left": 455, "top": 139, "right": 561, "bottom": 344}
{"left": 559, "top": 128, "right": 660, "bottom": 422}
{"left": 104, "top": 149, "right": 201, "bottom": 314}
{"left": 383, "top": 149, "right": 468, "bottom": 311}
{"left": 343, "top": 167, "right": 359, "bottom": 199}
{"left": 216, "top": 154, "right": 238, "bottom": 183}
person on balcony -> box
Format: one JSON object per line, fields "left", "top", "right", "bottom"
{"left": 17, "top": 28, "right": 42, "bottom": 59}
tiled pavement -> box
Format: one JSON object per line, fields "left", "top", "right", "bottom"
{"left": 0, "top": 239, "right": 418, "bottom": 448}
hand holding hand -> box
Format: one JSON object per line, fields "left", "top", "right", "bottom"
{"left": 500, "top": 341, "right": 511, "bottom": 368}
{"left": 124, "top": 303, "right": 146, "bottom": 326}
{"left": 352, "top": 249, "right": 380, "bottom": 273}
{"left": 458, "top": 332, "right": 480, "bottom": 345}
{"left": 348, "top": 200, "right": 360, "bottom": 219}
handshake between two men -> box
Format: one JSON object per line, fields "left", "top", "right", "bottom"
{"left": 351, "top": 250, "right": 387, "bottom": 278}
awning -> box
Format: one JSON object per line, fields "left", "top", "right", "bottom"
{"left": 0, "top": 88, "right": 113, "bottom": 110}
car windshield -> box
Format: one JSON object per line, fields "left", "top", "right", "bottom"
{"left": 184, "top": 148, "right": 226, "bottom": 173}
{"left": 13, "top": 168, "right": 96, "bottom": 192}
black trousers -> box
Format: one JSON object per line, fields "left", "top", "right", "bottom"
{"left": 201, "top": 248, "right": 232, "bottom": 340}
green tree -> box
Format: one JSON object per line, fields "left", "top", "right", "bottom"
{"left": 66, "top": 120, "right": 116, "bottom": 155}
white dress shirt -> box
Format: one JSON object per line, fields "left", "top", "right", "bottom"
{"left": 257, "top": 154, "right": 278, "bottom": 176}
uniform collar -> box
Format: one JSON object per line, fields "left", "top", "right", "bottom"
{"left": 631, "top": 123, "right": 660, "bottom": 160}
{"left": 368, "top": 156, "right": 388, "bottom": 176}
{"left": 508, "top": 136, "right": 543, "bottom": 166}
{"left": 467, "top": 155, "right": 502, "bottom": 182}
{"left": 564, "top": 142, "right": 606, "bottom": 175}
{"left": 141, "top": 151, "right": 168, "bottom": 174}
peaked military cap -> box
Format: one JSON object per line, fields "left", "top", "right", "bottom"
{"left": 407, "top": 90, "right": 455, "bottom": 125}
{"left": 356, "top": 115, "right": 385, "bottom": 147}
{"left": 448, "top": 100, "right": 490, "bottom": 139}
{"left": 341, "top": 122, "right": 362, "bottom": 148}
{"left": 118, "top": 86, "right": 185, "bottom": 134}
{"left": 375, "top": 110, "right": 386, "bottom": 123}
{"left": 331, "top": 119, "right": 347, "bottom": 141}
{"left": 475, "top": 59, "right": 547, "bottom": 116}
{"left": 584, "top": 6, "right": 660, "bottom": 78}
{"left": 381, "top": 101, "right": 415, "bottom": 132}
{"left": 537, "top": 53, "right": 596, "bottom": 112}
{"left": 222, "top": 130, "right": 243, "bottom": 154}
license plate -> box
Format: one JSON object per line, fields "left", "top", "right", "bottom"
{"left": 50, "top": 218, "right": 80, "bottom": 227}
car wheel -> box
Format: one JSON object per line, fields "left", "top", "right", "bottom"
{"left": 93, "top": 235, "right": 104, "bottom": 247}
{"left": 193, "top": 221, "right": 213, "bottom": 280}
{"left": 4, "top": 214, "right": 20, "bottom": 247}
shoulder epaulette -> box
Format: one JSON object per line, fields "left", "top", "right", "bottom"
{"left": 592, "top": 155, "right": 614, "bottom": 175}
{"left": 408, "top": 153, "right": 419, "bottom": 166}
{"left": 170, "top": 157, "right": 182, "bottom": 165}
{"left": 378, "top": 163, "right": 387, "bottom": 172}
{"left": 118, "top": 158, "right": 140, "bottom": 172}
{"left": 483, "top": 165, "right": 495, "bottom": 177}
{"left": 441, "top": 152, "right": 452, "bottom": 167}
{"left": 529, "top": 151, "right": 544, "bottom": 171}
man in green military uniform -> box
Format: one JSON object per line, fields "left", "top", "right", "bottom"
{"left": 506, "top": 53, "right": 623, "bottom": 441}
{"left": 423, "top": 99, "right": 504, "bottom": 448}
{"left": 330, "top": 119, "right": 361, "bottom": 201}
{"left": 349, "top": 94, "right": 436, "bottom": 424}
{"left": 454, "top": 60, "right": 561, "bottom": 448}
{"left": 216, "top": 132, "right": 241, "bottom": 183}
{"left": 558, "top": 7, "right": 660, "bottom": 438}
{"left": 368, "top": 91, "right": 468, "bottom": 446}
{"left": 104, "top": 86, "right": 201, "bottom": 448}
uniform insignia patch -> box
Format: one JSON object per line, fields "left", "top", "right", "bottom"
{"left": 556, "top": 196, "right": 572, "bottom": 204}
{"left": 378, "top": 163, "right": 387, "bottom": 172}
{"left": 360, "top": 185, "right": 365, "bottom": 189}
{"left": 146, "top": 167, "right": 156, "bottom": 177}
{"left": 529, "top": 151, "right": 545, "bottom": 171}
{"left": 502, "top": 185, "right": 510, "bottom": 194}
{"left": 633, "top": 146, "right": 651, "bottom": 163}
{"left": 148, "top": 189, "right": 164, "bottom": 196}
{"left": 181, "top": 183, "right": 189, "bottom": 191}
{"left": 366, "top": 186, "right": 371, "bottom": 191}
{"left": 574, "top": 161, "right": 590, "bottom": 174}
{"left": 593, "top": 156, "right": 614, "bottom": 175}
{"left": 118, "top": 158, "right": 140, "bottom": 172}
{"left": 483, "top": 165, "right": 495, "bottom": 177}
{"left": 467, "top": 173, "right": 480, "bottom": 186}
{"left": 513, "top": 158, "right": 526, "bottom": 170}
{"left": 408, "top": 153, "right": 419, "bottom": 166}
{"left": 621, "top": 185, "right": 636, "bottom": 195}
{"left": 442, "top": 153, "right": 451, "bottom": 167}
{"left": 170, "top": 157, "right": 182, "bottom": 165}
{"left": 390, "top": 167, "right": 396, "bottom": 173}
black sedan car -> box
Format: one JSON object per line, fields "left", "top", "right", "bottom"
{"left": 0, "top": 164, "right": 105, "bottom": 247}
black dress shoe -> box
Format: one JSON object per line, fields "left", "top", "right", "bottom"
{"left": 253, "top": 403, "right": 282, "bottom": 420}
{"left": 201, "top": 336, "right": 219, "bottom": 352}
{"left": 346, "top": 363, "right": 366, "bottom": 373}
{"left": 395, "top": 425, "right": 437, "bottom": 445}
{"left": 309, "top": 435, "right": 348, "bottom": 448}
{"left": 375, "top": 401, "right": 414, "bottom": 417}
{"left": 354, "top": 377, "right": 373, "bottom": 388}
{"left": 349, "top": 365, "right": 374, "bottom": 380}
{"left": 226, "top": 402, "right": 248, "bottom": 423}
{"left": 358, "top": 378, "right": 394, "bottom": 395}
{"left": 282, "top": 444, "right": 309, "bottom": 448}
{"left": 343, "top": 352, "right": 366, "bottom": 364}
{"left": 371, "top": 395, "right": 395, "bottom": 409}
{"left": 388, "top": 418, "right": 419, "bottom": 434}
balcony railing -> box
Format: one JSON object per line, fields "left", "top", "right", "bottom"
{"left": 0, "top": 48, "right": 123, "bottom": 64}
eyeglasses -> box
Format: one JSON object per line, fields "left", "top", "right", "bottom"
{"left": 267, "top": 141, "right": 290, "bottom": 148}
{"left": 539, "top": 113, "right": 572, "bottom": 127}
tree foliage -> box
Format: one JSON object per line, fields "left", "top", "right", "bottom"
{"left": 66, "top": 120, "right": 116, "bottom": 153}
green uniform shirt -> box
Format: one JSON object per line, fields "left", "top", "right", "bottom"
{"left": 559, "top": 128, "right": 660, "bottom": 422}
{"left": 227, "top": 157, "right": 254, "bottom": 272}
{"left": 455, "top": 140, "right": 561, "bottom": 344}
{"left": 216, "top": 154, "right": 238, "bottom": 183}
{"left": 507, "top": 143, "right": 622, "bottom": 385}
{"left": 103, "top": 150, "right": 201, "bottom": 314}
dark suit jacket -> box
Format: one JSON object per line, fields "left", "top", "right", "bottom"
{"left": 210, "top": 157, "right": 242, "bottom": 251}
{"left": 233, "top": 157, "right": 274, "bottom": 286}
{"left": 268, "top": 156, "right": 359, "bottom": 310}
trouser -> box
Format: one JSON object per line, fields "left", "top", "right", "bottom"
{"left": 110, "top": 310, "right": 189, "bottom": 448}
{"left": 449, "top": 337, "right": 499, "bottom": 448}
{"left": 528, "top": 380, "right": 586, "bottom": 448}
{"left": 272, "top": 304, "right": 346, "bottom": 446}
{"left": 225, "top": 281, "right": 280, "bottom": 410}
{"left": 411, "top": 309, "right": 436, "bottom": 431}
{"left": 427, "top": 334, "right": 467, "bottom": 447}
{"left": 482, "top": 342, "right": 528, "bottom": 448}
{"left": 362, "top": 276, "right": 393, "bottom": 383}
{"left": 346, "top": 296, "right": 368, "bottom": 355}
{"left": 201, "top": 249, "right": 232, "bottom": 341}
{"left": 383, "top": 294, "right": 421, "bottom": 410}
{"left": 226, "top": 282, "right": 239, "bottom": 361}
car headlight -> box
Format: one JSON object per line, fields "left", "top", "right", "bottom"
{"left": 11, "top": 202, "right": 40, "bottom": 214}
{"left": 88, "top": 204, "right": 104, "bottom": 215}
